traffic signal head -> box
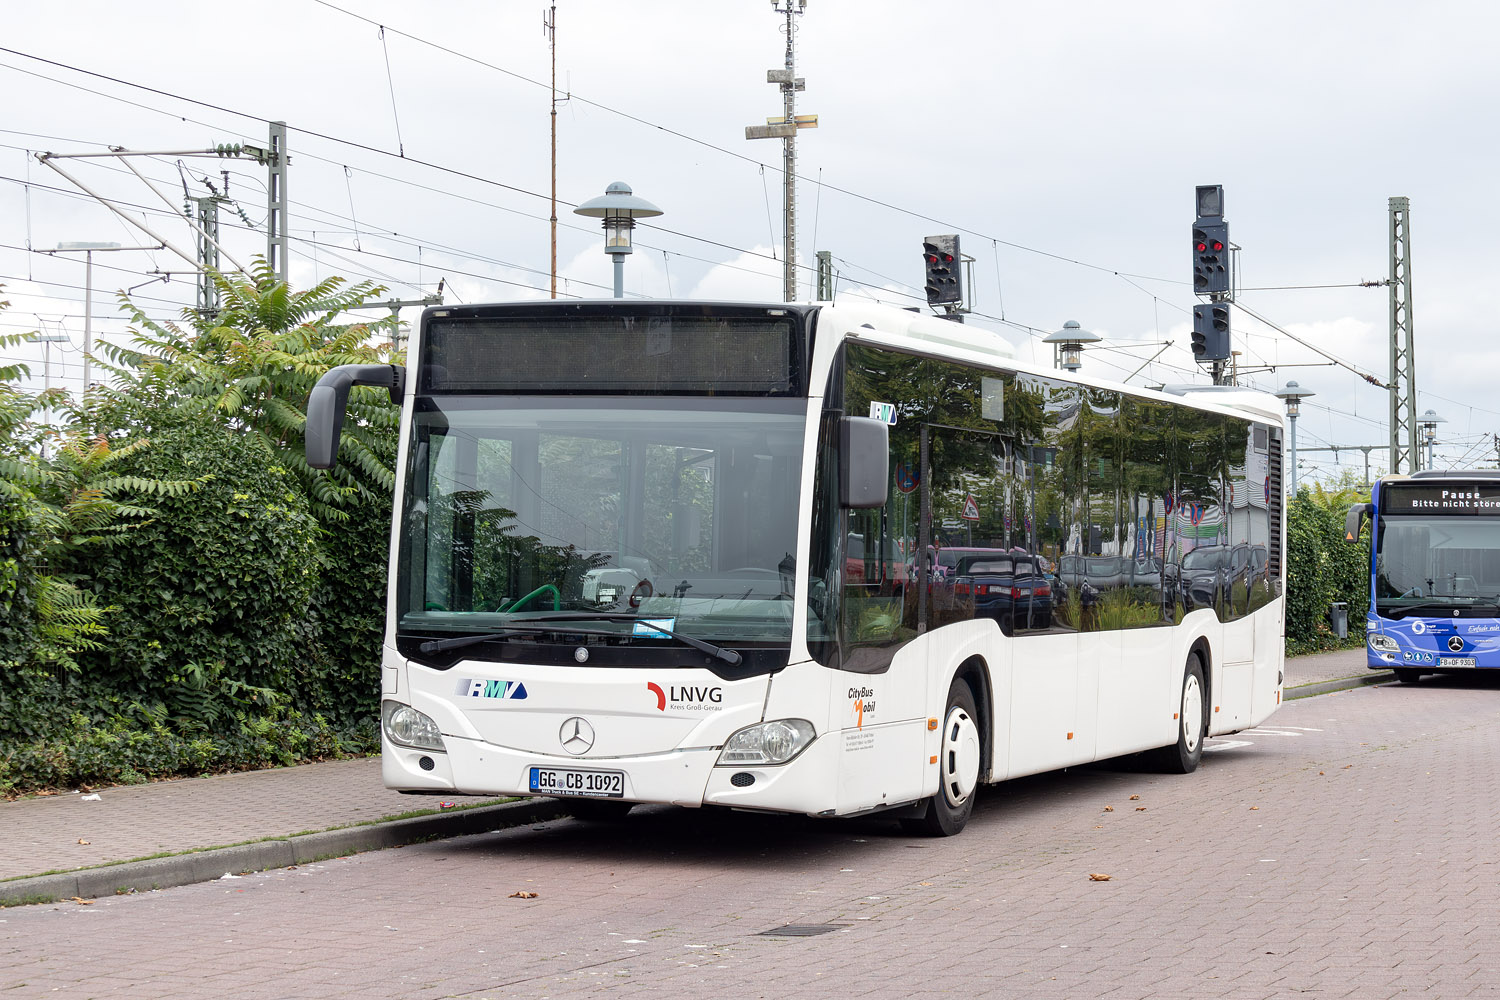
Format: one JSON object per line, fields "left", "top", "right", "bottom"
{"left": 1191, "top": 303, "right": 1231, "bottom": 362}
{"left": 922, "top": 234, "right": 962, "bottom": 305}
{"left": 1193, "top": 220, "right": 1230, "bottom": 295}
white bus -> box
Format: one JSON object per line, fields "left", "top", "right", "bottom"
{"left": 307, "top": 299, "right": 1286, "bottom": 836}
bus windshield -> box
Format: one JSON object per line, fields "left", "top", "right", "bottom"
{"left": 1375, "top": 516, "right": 1500, "bottom": 612}
{"left": 396, "top": 395, "right": 807, "bottom": 651}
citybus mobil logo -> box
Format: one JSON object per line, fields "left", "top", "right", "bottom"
{"left": 1410, "top": 620, "right": 1427, "bottom": 635}
{"left": 455, "top": 678, "right": 529, "bottom": 700}
{"left": 646, "top": 681, "right": 723, "bottom": 712}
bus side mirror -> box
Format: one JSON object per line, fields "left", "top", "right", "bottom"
{"left": 1344, "top": 502, "right": 1373, "bottom": 542}
{"left": 306, "top": 364, "right": 406, "bottom": 470}
{"left": 840, "top": 416, "right": 889, "bottom": 509}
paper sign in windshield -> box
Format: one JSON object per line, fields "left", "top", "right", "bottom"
{"left": 632, "top": 618, "right": 676, "bottom": 638}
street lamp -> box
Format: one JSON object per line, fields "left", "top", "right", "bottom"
{"left": 571, "top": 182, "right": 663, "bottom": 298}
{"left": 1417, "top": 408, "right": 1446, "bottom": 471}
{"left": 1273, "top": 380, "right": 1315, "bottom": 496}
{"left": 55, "top": 241, "right": 120, "bottom": 391}
{"left": 34, "top": 327, "right": 68, "bottom": 459}
{"left": 1042, "top": 320, "right": 1102, "bottom": 373}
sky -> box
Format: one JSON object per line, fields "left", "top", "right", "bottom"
{"left": 3, "top": 0, "right": 1498, "bottom": 482}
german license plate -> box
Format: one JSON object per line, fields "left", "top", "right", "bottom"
{"left": 1439, "top": 656, "right": 1477, "bottom": 668}
{"left": 529, "top": 766, "right": 624, "bottom": 798}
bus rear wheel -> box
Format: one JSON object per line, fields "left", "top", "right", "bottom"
{"left": 1147, "top": 654, "right": 1206, "bottom": 774}
{"left": 901, "top": 677, "right": 981, "bottom": 837}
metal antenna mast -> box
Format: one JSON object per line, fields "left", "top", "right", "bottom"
{"left": 545, "top": 5, "right": 559, "bottom": 299}
{"left": 1388, "top": 196, "right": 1418, "bottom": 474}
{"left": 746, "top": 1, "right": 814, "bottom": 303}
{"left": 264, "top": 122, "right": 289, "bottom": 284}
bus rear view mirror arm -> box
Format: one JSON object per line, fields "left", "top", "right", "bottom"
{"left": 305, "top": 364, "right": 406, "bottom": 470}
{"left": 1344, "top": 502, "right": 1374, "bottom": 542}
{"left": 840, "top": 415, "right": 889, "bottom": 509}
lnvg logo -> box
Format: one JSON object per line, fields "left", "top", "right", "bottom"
{"left": 646, "top": 681, "right": 722, "bottom": 712}
{"left": 455, "top": 678, "right": 529, "bottom": 700}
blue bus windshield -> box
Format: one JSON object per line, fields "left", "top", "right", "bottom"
{"left": 1375, "top": 515, "right": 1500, "bottom": 615}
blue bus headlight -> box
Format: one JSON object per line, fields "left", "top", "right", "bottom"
{"left": 382, "top": 700, "right": 446, "bottom": 752}
{"left": 1368, "top": 634, "right": 1400, "bottom": 653}
{"left": 718, "top": 720, "right": 815, "bottom": 765}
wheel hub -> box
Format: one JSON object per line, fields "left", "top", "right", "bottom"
{"left": 942, "top": 705, "right": 981, "bottom": 805}
{"left": 1181, "top": 673, "right": 1203, "bottom": 754}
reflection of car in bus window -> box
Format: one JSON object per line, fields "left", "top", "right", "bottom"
{"left": 952, "top": 555, "right": 1053, "bottom": 631}
{"left": 1180, "top": 545, "right": 1230, "bottom": 610}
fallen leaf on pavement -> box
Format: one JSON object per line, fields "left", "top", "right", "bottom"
{"left": 509, "top": 890, "right": 539, "bottom": 899}
{"left": 68, "top": 897, "right": 93, "bottom": 905}
{"left": 1250, "top": 806, "right": 1259, "bottom": 810}
{"left": 1103, "top": 805, "right": 1114, "bottom": 812}
{"left": 1088, "top": 873, "right": 1111, "bottom": 881}
{"left": 1135, "top": 807, "right": 1146, "bottom": 811}
{"left": 1129, "top": 795, "right": 1140, "bottom": 801}
{"left": 77, "top": 839, "right": 90, "bottom": 845}
{"left": 919, "top": 882, "right": 933, "bottom": 886}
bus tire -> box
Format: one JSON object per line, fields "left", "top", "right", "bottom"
{"left": 900, "top": 677, "right": 981, "bottom": 837}
{"left": 1148, "top": 653, "right": 1206, "bottom": 774}
{"left": 1394, "top": 668, "right": 1421, "bottom": 684}
{"left": 565, "top": 799, "right": 634, "bottom": 822}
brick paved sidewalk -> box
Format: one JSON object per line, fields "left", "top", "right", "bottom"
{"left": 0, "top": 757, "right": 507, "bottom": 883}
{"left": 0, "top": 648, "right": 1380, "bottom": 888}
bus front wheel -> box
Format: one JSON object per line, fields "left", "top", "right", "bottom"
{"left": 1148, "top": 654, "right": 1206, "bottom": 774}
{"left": 1394, "top": 668, "right": 1421, "bottom": 684}
{"left": 901, "top": 677, "right": 981, "bottom": 837}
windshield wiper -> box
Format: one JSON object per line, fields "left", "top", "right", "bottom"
{"left": 412, "top": 615, "right": 742, "bottom": 666}
{"left": 1382, "top": 598, "right": 1500, "bottom": 616}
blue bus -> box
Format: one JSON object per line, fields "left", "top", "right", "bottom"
{"left": 1348, "top": 470, "right": 1500, "bottom": 683}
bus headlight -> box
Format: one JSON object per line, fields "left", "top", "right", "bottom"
{"left": 1368, "top": 634, "right": 1400, "bottom": 653}
{"left": 382, "top": 700, "right": 446, "bottom": 752}
{"left": 717, "top": 719, "right": 815, "bottom": 765}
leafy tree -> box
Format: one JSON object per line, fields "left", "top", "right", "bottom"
{"left": 91, "top": 260, "right": 400, "bottom": 520}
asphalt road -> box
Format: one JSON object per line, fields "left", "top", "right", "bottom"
{"left": 4, "top": 673, "right": 1499, "bottom": 1000}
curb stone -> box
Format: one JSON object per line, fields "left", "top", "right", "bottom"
{"left": 0, "top": 797, "right": 572, "bottom": 907}
{"left": 1285, "top": 670, "right": 1394, "bottom": 700}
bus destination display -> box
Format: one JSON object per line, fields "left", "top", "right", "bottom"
{"left": 1382, "top": 482, "right": 1500, "bottom": 514}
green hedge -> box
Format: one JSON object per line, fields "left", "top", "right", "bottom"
{"left": 0, "top": 711, "right": 377, "bottom": 797}
{"left": 70, "top": 416, "right": 322, "bottom": 728}
{"left": 1285, "top": 487, "right": 1371, "bottom": 654}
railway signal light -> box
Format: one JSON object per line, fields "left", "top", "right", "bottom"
{"left": 922, "top": 234, "right": 962, "bottom": 305}
{"left": 1193, "top": 220, "right": 1230, "bottom": 295}
{"left": 1191, "top": 303, "right": 1231, "bottom": 362}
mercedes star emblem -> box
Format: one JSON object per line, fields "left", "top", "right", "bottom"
{"left": 559, "top": 717, "right": 595, "bottom": 755}
{"left": 1448, "top": 636, "right": 1464, "bottom": 653}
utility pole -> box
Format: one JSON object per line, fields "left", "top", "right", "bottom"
{"left": 745, "top": 1, "right": 815, "bottom": 303}
{"left": 266, "top": 122, "right": 289, "bottom": 285}
{"left": 1296, "top": 444, "right": 1383, "bottom": 490}
{"left": 815, "top": 250, "right": 832, "bottom": 300}
{"left": 1388, "top": 196, "right": 1417, "bottom": 475}
{"left": 190, "top": 195, "right": 222, "bottom": 317}
{"left": 347, "top": 282, "right": 444, "bottom": 352}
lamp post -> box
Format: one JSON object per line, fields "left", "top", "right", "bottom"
{"left": 1417, "top": 408, "right": 1446, "bottom": 471}
{"left": 34, "top": 328, "right": 68, "bottom": 458}
{"left": 55, "top": 241, "right": 123, "bottom": 392}
{"left": 1273, "top": 380, "right": 1315, "bottom": 496}
{"left": 571, "top": 182, "right": 663, "bottom": 298}
{"left": 1042, "top": 320, "right": 1102, "bottom": 373}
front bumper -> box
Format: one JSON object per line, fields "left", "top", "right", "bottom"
{"left": 383, "top": 728, "right": 842, "bottom": 817}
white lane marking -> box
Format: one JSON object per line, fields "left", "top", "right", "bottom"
{"left": 1204, "top": 740, "right": 1254, "bottom": 753}
{"left": 1242, "top": 728, "right": 1304, "bottom": 736}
